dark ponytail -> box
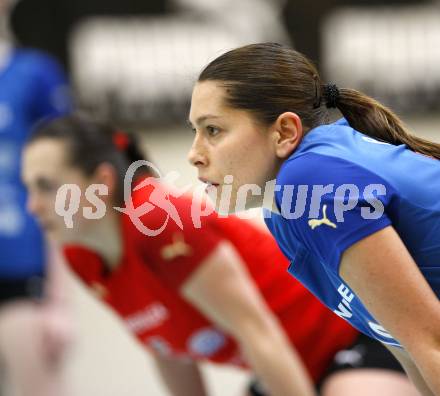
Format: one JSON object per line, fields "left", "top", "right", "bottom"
{"left": 28, "top": 114, "right": 150, "bottom": 202}
{"left": 198, "top": 42, "right": 440, "bottom": 160}
{"left": 125, "top": 136, "right": 146, "bottom": 164}
{"left": 330, "top": 87, "right": 440, "bottom": 159}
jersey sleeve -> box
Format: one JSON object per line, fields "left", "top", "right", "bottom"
{"left": 131, "top": 185, "right": 225, "bottom": 290}
{"left": 63, "top": 246, "right": 103, "bottom": 284}
{"left": 28, "top": 52, "right": 71, "bottom": 120}
{"left": 275, "top": 152, "right": 395, "bottom": 274}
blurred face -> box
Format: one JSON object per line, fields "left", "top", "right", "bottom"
{"left": 188, "top": 81, "right": 280, "bottom": 213}
{"left": 0, "top": 0, "right": 14, "bottom": 18}
{"left": 0, "top": 1, "right": 5, "bottom": 15}
{"left": 22, "top": 138, "right": 98, "bottom": 243}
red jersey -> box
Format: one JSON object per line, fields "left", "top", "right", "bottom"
{"left": 64, "top": 180, "right": 357, "bottom": 382}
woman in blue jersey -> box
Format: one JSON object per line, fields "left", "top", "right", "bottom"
{"left": 0, "top": 0, "right": 71, "bottom": 395}
{"left": 188, "top": 43, "right": 440, "bottom": 396}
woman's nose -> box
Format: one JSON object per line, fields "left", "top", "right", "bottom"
{"left": 188, "top": 136, "right": 208, "bottom": 167}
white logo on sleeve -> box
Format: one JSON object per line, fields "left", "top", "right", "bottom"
{"left": 368, "top": 321, "right": 401, "bottom": 346}
{"left": 125, "top": 303, "right": 169, "bottom": 333}
{"left": 368, "top": 322, "right": 393, "bottom": 338}
{"left": 333, "top": 284, "right": 354, "bottom": 319}
{"left": 188, "top": 328, "right": 226, "bottom": 357}
{"left": 161, "top": 232, "right": 193, "bottom": 261}
{"left": 361, "top": 136, "right": 390, "bottom": 145}
{"left": 308, "top": 204, "right": 337, "bottom": 230}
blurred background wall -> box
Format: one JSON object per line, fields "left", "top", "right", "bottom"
{"left": 10, "top": 0, "right": 440, "bottom": 124}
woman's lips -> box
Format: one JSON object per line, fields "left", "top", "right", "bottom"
{"left": 199, "top": 177, "right": 219, "bottom": 187}
{"left": 199, "top": 178, "right": 220, "bottom": 194}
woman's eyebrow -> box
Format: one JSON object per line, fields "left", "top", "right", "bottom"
{"left": 188, "top": 115, "right": 221, "bottom": 127}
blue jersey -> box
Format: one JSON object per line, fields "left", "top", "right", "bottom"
{"left": 264, "top": 119, "right": 440, "bottom": 346}
{"left": 0, "top": 48, "right": 70, "bottom": 279}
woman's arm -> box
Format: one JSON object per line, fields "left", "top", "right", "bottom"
{"left": 153, "top": 354, "right": 207, "bottom": 396}
{"left": 340, "top": 226, "right": 440, "bottom": 396}
{"left": 45, "top": 241, "right": 70, "bottom": 307}
{"left": 182, "top": 242, "right": 316, "bottom": 396}
{"left": 41, "top": 242, "right": 74, "bottom": 364}
{"left": 384, "top": 344, "right": 435, "bottom": 396}
{"left": 0, "top": 243, "right": 71, "bottom": 396}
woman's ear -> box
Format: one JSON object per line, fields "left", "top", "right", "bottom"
{"left": 272, "top": 112, "right": 303, "bottom": 159}
{"left": 92, "top": 163, "right": 118, "bottom": 201}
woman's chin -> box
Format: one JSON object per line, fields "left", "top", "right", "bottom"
{"left": 54, "top": 231, "right": 79, "bottom": 245}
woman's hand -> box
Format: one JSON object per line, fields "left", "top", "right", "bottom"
{"left": 40, "top": 302, "right": 74, "bottom": 367}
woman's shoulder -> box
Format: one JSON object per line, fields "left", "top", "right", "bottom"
{"left": 10, "top": 48, "right": 63, "bottom": 76}
{"left": 278, "top": 121, "right": 397, "bottom": 189}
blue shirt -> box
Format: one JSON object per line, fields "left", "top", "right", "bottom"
{"left": 0, "top": 49, "right": 70, "bottom": 279}
{"left": 264, "top": 119, "right": 440, "bottom": 346}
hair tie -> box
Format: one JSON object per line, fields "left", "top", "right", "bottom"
{"left": 323, "top": 83, "right": 340, "bottom": 109}
{"left": 113, "top": 131, "right": 130, "bottom": 151}
{"left": 312, "top": 74, "right": 321, "bottom": 109}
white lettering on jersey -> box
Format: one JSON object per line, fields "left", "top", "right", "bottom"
{"left": 333, "top": 284, "right": 354, "bottom": 319}
{"left": 368, "top": 321, "right": 393, "bottom": 338}
{"left": 368, "top": 321, "right": 401, "bottom": 346}
{"left": 125, "top": 303, "right": 169, "bottom": 334}
{"left": 361, "top": 136, "right": 390, "bottom": 145}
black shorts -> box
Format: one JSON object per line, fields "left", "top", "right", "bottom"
{"left": 0, "top": 276, "right": 45, "bottom": 307}
{"left": 317, "top": 332, "right": 405, "bottom": 389}
{"left": 248, "top": 333, "right": 405, "bottom": 396}
{"left": 248, "top": 380, "right": 268, "bottom": 396}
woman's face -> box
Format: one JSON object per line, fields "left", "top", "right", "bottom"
{"left": 22, "top": 138, "right": 99, "bottom": 243}
{"left": 0, "top": 1, "right": 8, "bottom": 16}
{"left": 188, "top": 81, "right": 281, "bottom": 214}
{"left": 0, "top": 0, "right": 15, "bottom": 18}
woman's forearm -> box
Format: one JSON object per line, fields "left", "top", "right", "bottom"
{"left": 153, "top": 354, "right": 208, "bottom": 396}
{"left": 386, "top": 344, "right": 436, "bottom": 396}
{"left": 409, "top": 343, "right": 440, "bottom": 395}
{"left": 239, "top": 322, "right": 316, "bottom": 396}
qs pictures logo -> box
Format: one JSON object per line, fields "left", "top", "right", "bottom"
{"left": 54, "top": 160, "right": 216, "bottom": 236}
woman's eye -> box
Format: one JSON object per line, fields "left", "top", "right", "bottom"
{"left": 206, "top": 126, "right": 220, "bottom": 136}
{"left": 36, "top": 178, "right": 57, "bottom": 193}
